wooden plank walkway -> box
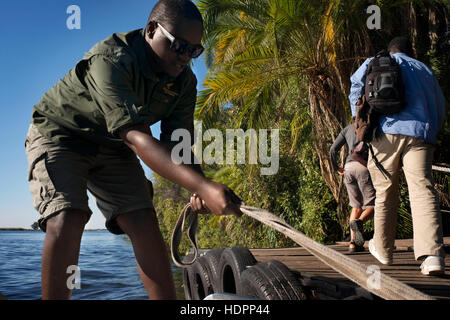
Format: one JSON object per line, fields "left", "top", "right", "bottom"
{"left": 250, "top": 237, "right": 450, "bottom": 300}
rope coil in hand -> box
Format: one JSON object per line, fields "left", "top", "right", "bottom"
{"left": 170, "top": 204, "right": 200, "bottom": 267}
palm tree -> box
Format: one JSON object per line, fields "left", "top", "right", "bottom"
{"left": 196, "top": 0, "right": 363, "bottom": 229}
{"left": 196, "top": 0, "right": 449, "bottom": 234}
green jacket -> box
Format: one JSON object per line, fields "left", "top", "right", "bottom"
{"left": 31, "top": 28, "right": 197, "bottom": 155}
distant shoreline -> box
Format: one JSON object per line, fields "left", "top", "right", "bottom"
{"left": 0, "top": 228, "right": 106, "bottom": 231}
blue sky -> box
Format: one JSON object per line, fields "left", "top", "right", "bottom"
{"left": 0, "top": 1, "right": 208, "bottom": 229}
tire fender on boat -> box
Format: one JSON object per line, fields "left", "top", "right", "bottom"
{"left": 217, "top": 246, "right": 257, "bottom": 295}
{"left": 240, "top": 260, "right": 307, "bottom": 300}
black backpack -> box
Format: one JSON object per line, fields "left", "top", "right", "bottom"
{"left": 364, "top": 50, "right": 405, "bottom": 114}
{"left": 353, "top": 50, "right": 405, "bottom": 178}
{"left": 355, "top": 50, "right": 406, "bottom": 143}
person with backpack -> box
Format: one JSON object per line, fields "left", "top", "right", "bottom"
{"left": 25, "top": 0, "right": 242, "bottom": 300}
{"left": 349, "top": 37, "right": 446, "bottom": 275}
{"left": 330, "top": 120, "right": 375, "bottom": 252}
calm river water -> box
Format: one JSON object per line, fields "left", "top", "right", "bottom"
{"left": 0, "top": 230, "right": 185, "bottom": 300}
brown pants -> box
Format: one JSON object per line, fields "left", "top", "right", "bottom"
{"left": 368, "top": 133, "right": 444, "bottom": 261}
{"left": 344, "top": 161, "right": 376, "bottom": 209}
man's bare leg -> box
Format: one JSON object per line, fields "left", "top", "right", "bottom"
{"left": 116, "top": 209, "right": 176, "bottom": 300}
{"left": 359, "top": 206, "right": 374, "bottom": 223}
{"left": 41, "top": 210, "right": 88, "bottom": 300}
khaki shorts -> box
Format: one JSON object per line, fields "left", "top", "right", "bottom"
{"left": 25, "top": 124, "right": 154, "bottom": 234}
{"left": 344, "top": 161, "right": 375, "bottom": 209}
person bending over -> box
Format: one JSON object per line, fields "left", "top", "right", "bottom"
{"left": 25, "top": 0, "right": 242, "bottom": 300}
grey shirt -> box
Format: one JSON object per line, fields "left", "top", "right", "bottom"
{"left": 329, "top": 124, "right": 359, "bottom": 172}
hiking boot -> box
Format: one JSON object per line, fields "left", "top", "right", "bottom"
{"left": 348, "top": 241, "right": 364, "bottom": 253}
{"left": 420, "top": 256, "right": 445, "bottom": 276}
{"left": 350, "top": 219, "right": 365, "bottom": 248}
{"left": 369, "top": 239, "right": 393, "bottom": 265}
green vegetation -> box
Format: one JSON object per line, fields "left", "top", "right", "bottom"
{"left": 153, "top": 0, "right": 449, "bottom": 251}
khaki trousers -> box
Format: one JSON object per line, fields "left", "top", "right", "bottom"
{"left": 368, "top": 133, "right": 444, "bottom": 261}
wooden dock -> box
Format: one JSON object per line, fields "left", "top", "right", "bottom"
{"left": 250, "top": 237, "right": 450, "bottom": 300}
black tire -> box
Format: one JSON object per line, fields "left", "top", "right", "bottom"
{"left": 202, "top": 248, "right": 225, "bottom": 293}
{"left": 181, "top": 253, "right": 195, "bottom": 300}
{"left": 240, "top": 260, "right": 307, "bottom": 300}
{"left": 218, "top": 246, "right": 257, "bottom": 295}
{"left": 196, "top": 248, "right": 224, "bottom": 293}
{"left": 191, "top": 255, "right": 214, "bottom": 300}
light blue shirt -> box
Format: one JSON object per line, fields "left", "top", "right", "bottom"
{"left": 349, "top": 52, "right": 446, "bottom": 144}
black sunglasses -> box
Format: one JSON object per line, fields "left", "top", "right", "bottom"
{"left": 157, "top": 23, "right": 204, "bottom": 59}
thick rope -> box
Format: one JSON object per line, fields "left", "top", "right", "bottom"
{"left": 432, "top": 165, "right": 450, "bottom": 173}
{"left": 170, "top": 204, "right": 434, "bottom": 300}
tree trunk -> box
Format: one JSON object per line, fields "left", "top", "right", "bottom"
{"left": 428, "top": 6, "right": 439, "bottom": 51}
{"left": 307, "top": 74, "right": 349, "bottom": 234}
{"left": 408, "top": 2, "right": 419, "bottom": 58}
